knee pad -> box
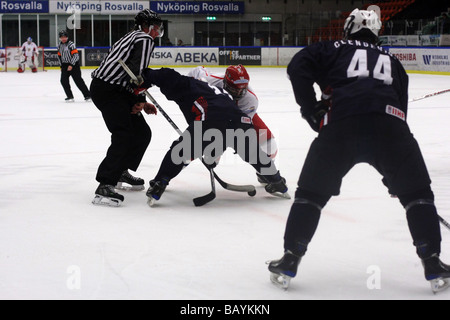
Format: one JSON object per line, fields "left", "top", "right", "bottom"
{"left": 398, "top": 187, "right": 434, "bottom": 209}
{"left": 294, "top": 188, "right": 331, "bottom": 209}
{"left": 404, "top": 199, "right": 434, "bottom": 212}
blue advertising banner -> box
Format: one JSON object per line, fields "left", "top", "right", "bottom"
{"left": 151, "top": 1, "right": 244, "bottom": 14}
{"left": 0, "top": 0, "right": 49, "bottom": 13}
{"left": 49, "top": 1, "right": 149, "bottom": 15}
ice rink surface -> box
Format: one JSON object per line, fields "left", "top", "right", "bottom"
{"left": 0, "top": 67, "right": 449, "bottom": 300}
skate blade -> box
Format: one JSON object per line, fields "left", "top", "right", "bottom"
{"left": 147, "top": 197, "right": 157, "bottom": 207}
{"left": 430, "top": 277, "right": 450, "bottom": 294}
{"left": 270, "top": 272, "right": 291, "bottom": 290}
{"left": 116, "top": 182, "right": 145, "bottom": 191}
{"left": 92, "top": 195, "right": 122, "bottom": 207}
{"left": 270, "top": 191, "right": 291, "bottom": 199}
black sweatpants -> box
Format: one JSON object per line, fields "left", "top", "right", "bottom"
{"left": 60, "top": 63, "right": 91, "bottom": 99}
{"left": 90, "top": 78, "right": 152, "bottom": 186}
{"left": 283, "top": 113, "right": 441, "bottom": 258}
{"left": 153, "top": 119, "right": 278, "bottom": 182}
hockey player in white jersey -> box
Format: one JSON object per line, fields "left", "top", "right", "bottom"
{"left": 18, "top": 37, "right": 38, "bottom": 73}
{"left": 188, "top": 65, "right": 278, "bottom": 184}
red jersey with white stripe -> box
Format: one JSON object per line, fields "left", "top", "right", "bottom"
{"left": 188, "top": 66, "right": 259, "bottom": 118}
{"left": 188, "top": 66, "right": 278, "bottom": 158}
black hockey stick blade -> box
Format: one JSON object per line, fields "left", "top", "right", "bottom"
{"left": 193, "top": 167, "right": 216, "bottom": 207}
{"left": 213, "top": 171, "right": 256, "bottom": 196}
{"left": 193, "top": 191, "right": 216, "bottom": 207}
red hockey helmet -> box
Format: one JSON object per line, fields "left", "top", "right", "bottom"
{"left": 224, "top": 64, "right": 250, "bottom": 100}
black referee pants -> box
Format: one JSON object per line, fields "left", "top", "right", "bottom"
{"left": 60, "top": 63, "right": 90, "bottom": 99}
{"left": 90, "top": 78, "right": 152, "bottom": 186}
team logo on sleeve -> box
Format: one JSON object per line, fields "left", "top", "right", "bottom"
{"left": 241, "top": 116, "right": 252, "bottom": 124}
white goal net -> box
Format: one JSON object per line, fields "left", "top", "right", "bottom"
{"left": 0, "top": 46, "right": 45, "bottom": 72}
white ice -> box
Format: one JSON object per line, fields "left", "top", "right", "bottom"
{"left": 0, "top": 67, "right": 449, "bottom": 300}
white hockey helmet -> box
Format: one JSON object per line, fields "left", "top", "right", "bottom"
{"left": 343, "top": 9, "right": 382, "bottom": 39}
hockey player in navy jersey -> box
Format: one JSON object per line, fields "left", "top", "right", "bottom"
{"left": 267, "top": 9, "right": 449, "bottom": 293}
{"left": 137, "top": 67, "right": 289, "bottom": 205}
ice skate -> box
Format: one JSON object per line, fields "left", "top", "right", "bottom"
{"left": 92, "top": 184, "right": 124, "bottom": 207}
{"left": 422, "top": 254, "right": 450, "bottom": 294}
{"left": 116, "top": 170, "right": 145, "bottom": 191}
{"left": 256, "top": 172, "right": 269, "bottom": 185}
{"left": 146, "top": 179, "right": 168, "bottom": 207}
{"left": 65, "top": 97, "right": 74, "bottom": 103}
{"left": 265, "top": 176, "right": 291, "bottom": 199}
{"left": 84, "top": 96, "right": 92, "bottom": 102}
{"left": 267, "top": 251, "right": 302, "bottom": 290}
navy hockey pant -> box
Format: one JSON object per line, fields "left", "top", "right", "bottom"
{"left": 283, "top": 114, "right": 441, "bottom": 258}
{"left": 153, "top": 119, "right": 278, "bottom": 182}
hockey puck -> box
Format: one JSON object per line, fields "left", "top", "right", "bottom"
{"left": 248, "top": 190, "right": 256, "bottom": 197}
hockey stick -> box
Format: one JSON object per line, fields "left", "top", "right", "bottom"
{"left": 409, "top": 88, "right": 450, "bottom": 103}
{"left": 439, "top": 215, "right": 450, "bottom": 231}
{"left": 193, "top": 166, "right": 216, "bottom": 207}
{"left": 117, "top": 60, "right": 255, "bottom": 205}
{"left": 118, "top": 61, "right": 183, "bottom": 135}
{"left": 202, "top": 159, "right": 256, "bottom": 196}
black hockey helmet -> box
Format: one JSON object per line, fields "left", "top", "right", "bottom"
{"left": 59, "top": 29, "right": 69, "bottom": 38}
{"left": 134, "top": 9, "right": 164, "bottom": 37}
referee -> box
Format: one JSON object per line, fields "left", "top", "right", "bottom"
{"left": 90, "top": 9, "right": 163, "bottom": 207}
{"left": 57, "top": 30, "right": 91, "bottom": 102}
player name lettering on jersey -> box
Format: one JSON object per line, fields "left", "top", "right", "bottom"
{"left": 386, "top": 105, "right": 405, "bottom": 121}
{"left": 334, "top": 39, "right": 394, "bottom": 58}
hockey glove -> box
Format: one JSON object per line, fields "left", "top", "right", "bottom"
{"left": 302, "top": 87, "right": 332, "bottom": 132}
{"left": 130, "top": 72, "right": 156, "bottom": 95}
{"left": 133, "top": 87, "right": 147, "bottom": 95}
{"left": 302, "top": 101, "right": 329, "bottom": 132}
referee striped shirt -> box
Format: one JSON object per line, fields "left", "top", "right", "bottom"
{"left": 57, "top": 41, "right": 80, "bottom": 66}
{"left": 92, "top": 30, "right": 155, "bottom": 88}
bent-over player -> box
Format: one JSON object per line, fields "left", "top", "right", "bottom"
{"left": 138, "top": 67, "right": 290, "bottom": 206}
{"left": 188, "top": 65, "right": 278, "bottom": 184}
